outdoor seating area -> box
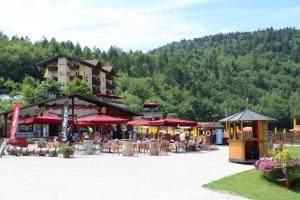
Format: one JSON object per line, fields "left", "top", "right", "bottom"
{"left": 1, "top": 114, "right": 220, "bottom": 158}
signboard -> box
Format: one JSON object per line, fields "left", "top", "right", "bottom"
{"left": 216, "top": 128, "right": 223, "bottom": 145}
{"left": 10, "top": 102, "right": 21, "bottom": 140}
{"left": 60, "top": 101, "right": 69, "bottom": 143}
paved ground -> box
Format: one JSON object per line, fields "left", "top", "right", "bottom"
{"left": 0, "top": 146, "right": 252, "bottom": 200}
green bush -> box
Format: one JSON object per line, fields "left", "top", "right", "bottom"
{"left": 58, "top": 145, "right": 75, "bottom": 155}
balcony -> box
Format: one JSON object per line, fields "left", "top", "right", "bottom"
{"left": 67, "top": 62, "right": 79, "bottom": 68}
{"left": 106, "top": 83, "right": 116, "bottom": 90}
{"left": 93, "top": 87, "right": 100, "bottom": 93}
{"left": 48, "top": 63, "right": 58, "bottom": 70}
{"left": 106, "top": 74, "right": 113, "bottom": 80}
{"left": 92, "top": 77, "right": 100, "bottom": 86}
{"left": 92, "top": 69, "right": 100, "bottom": 76}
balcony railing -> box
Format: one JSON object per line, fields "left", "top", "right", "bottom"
{"left": 92, "top": 69, "right": 100, "bottom": 75}
{"left": 92, "top": 78, "right": 100, "bottom": 86}
{"left": 67, "top": 62, "right": 79, "bottom": 68}
{"left": 106, "top": 83, "right": 116, "bottom": 89}
{"left": 106, "top": 74, "right": 113, "bottom": 80}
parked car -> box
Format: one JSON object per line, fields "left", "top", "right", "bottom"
{"left": 13, "top": 95, "right": 24, "bottom": 101}
{"left": 0, "top": 95, "right": 11, "bottom": 101}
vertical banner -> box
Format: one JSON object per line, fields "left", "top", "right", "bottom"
{"left": 61, "top": 101, "right": 69, "bottom": 143}
{"left": 10, "top": 102, "right": 21, "bottom": 140}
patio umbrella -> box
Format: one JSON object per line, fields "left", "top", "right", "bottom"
{"left": 24, "top": 115, "right": 75, "bottom": 125}
{"left": 149, "top": 118, "right": 197, "bottom": 127}
{"left": 193, "top": 122, "right": 204, "bottom": 128}
{"left": 77, "top": 115, "right": 128, "bottom": 126}
{"left": 127, "top": 119, "right": 151, "bottom": 126}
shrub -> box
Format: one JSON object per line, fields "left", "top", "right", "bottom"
{"left": 274, "top": 150, "right": 291, "bottom": 164}
{"left": 58, "top": 144, "right": 75, "bottom": 155}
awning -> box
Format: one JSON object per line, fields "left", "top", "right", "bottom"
{"left": 149, "top": 118, "right": 197, "bottom": 127}
{"left": 77, "top": 115, "right": 128, "bottom": 126}
{"left": 24, "top": 115, "right": 75, "bottom": 125}
{"left": 127, "top": 119, "right": 151, "bottom": 126}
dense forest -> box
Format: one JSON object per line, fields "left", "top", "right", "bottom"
{"left": 0, "top": 28, "right": 300, "bottom": 127}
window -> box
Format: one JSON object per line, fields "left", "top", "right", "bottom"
{"left": 59, "top": 71, "right": 65, "bottom": 76}
{"left": 75, "top": 71, "right": 80, "bottom": 76}
{"left": 58, "top": 62, "right": 65, "bottom": 67}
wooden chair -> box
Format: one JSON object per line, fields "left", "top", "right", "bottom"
{"left": 140, "top": 141, "right": 150, "bottom": 155}
{"left": 111, "top": 140, "right": 121, "bottom": 156}
{"left": 160, "top": 140, "right": 169, "bottom": 156}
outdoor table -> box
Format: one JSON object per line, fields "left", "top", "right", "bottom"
{"left": 121, "top": 139, "right": 135, "bottom": 156}
{"left": 149, "top": 140, "right": 160, "bottom": 156}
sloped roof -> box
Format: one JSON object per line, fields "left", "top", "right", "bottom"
{"left": 219, "top": 109, "right": 276, "bottom": 122}
{"left": 86, "top": 59, "right": 100, "bottom": 66}
{"left": 199, "top": 122, "right": 224, "bottom": 128}
{"left": 37, "top": 54, "right": 96, "bottom": 68}
{"left": 102, "top": 66, "right": 113, "bottom": 72}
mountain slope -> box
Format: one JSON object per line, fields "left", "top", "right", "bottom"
{"left": 0, "top": 28, "right": 300, "bottom": 126}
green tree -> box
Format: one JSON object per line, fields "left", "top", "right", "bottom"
{"left": 63, "top": 78, "right": 94, "bottom": 98}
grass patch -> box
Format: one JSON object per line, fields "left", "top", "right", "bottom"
{"left": 284, "top": 146, "right": 300, "bottom": 158}
{"left": 203, "top": 170, "right": 300, "bottom": 200}
{"left": 203, "top": 146, "right": 300, "bottom": 200}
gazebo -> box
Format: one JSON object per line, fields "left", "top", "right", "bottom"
{"left": 219, "top": 109, "right": 276, "bottom": 164}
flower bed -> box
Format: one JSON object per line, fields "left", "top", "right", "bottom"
{"left": 255, "top": 150, "right": 300, "bottom": 188}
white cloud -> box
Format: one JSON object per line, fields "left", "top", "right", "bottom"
{"left": 0, "top": 0, "right": 212, "bottom": 51}
{"left": 219, "top": 28, "right": 233, "bottom": 34}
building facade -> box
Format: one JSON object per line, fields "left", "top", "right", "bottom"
{"left": 37, "top": 55, "right": 115, "bottom": 94}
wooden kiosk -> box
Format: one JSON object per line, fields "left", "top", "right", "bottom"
{"left": 219, "top": 109, "right": 275, "bottom": 164}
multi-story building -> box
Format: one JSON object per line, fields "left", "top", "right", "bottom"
{"left": 37, "top": 55, "right": 115, "bottom": 94}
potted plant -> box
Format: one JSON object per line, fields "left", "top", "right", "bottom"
{"left": 58, "top": 144, "right": 75, "bottom": 158}
{"left": 255, "top": 150, "right": 300, "bottom": 188}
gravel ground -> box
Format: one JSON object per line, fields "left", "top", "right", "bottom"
{"left": 0, "top": 146, "right": 252, "bottom": 200}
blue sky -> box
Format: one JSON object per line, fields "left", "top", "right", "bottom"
{"left": 0, "top": 0, "right": 299, "bottom": 51}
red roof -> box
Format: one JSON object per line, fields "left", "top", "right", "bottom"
{"left": 96, "top": 93, "right": 125, "bottom": 99}
{"left": 143, "top": 102, "right": 159, "bottom": 108}
{"left": 77, "top": 115, "right": 128, "bottom": 126}
{"left": 127, "top": 119, "right": 151, "bottom": 126}
{"left": 149, "top": 118, "right": 197, "bottom": 127}
{"left": 24, "top": 115, "right": 75, "bottom": 125}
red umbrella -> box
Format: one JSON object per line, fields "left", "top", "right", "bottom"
{"left": 149, "top": 118, "right": 197, "bottom": 127}
{"left": 77, "top": 115, "right": 128, "bottom": 126}
{"left": 24, "top": 115, "right": 75, "bottom": 125}
{"left": 127, "top": 119, "right": 151, "bottom": 126}
{"left": 193, "top": 122, "right": 204, "bottom": 128}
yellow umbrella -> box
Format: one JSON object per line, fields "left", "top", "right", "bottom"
{"left": 191, "top": 128, "right": 197, "bottom": 137}
{"left": 283, "top": 128, "right": 287, "bottom": 140}
{"left": 237, "top": 126, "right": 239, "bottom": 132}
{"left": 294, "top": 118, "right": 297, "bottom": 129}
{"left": 274, "top": 127, "right": 277, "bottom": 139}
{"left": 230, "top": 127, "right": 233, "bottom": 133}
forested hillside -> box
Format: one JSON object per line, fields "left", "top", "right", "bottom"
{"left": 0, "top": 28, "right": 300, "bottom": 127}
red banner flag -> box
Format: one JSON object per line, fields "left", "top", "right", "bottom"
{"left": 10, "top": 102, "right": 21, "bottom": 140}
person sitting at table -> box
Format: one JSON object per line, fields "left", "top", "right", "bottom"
{"left": 179, "top": 131, "right": 186, "bottom": 142}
